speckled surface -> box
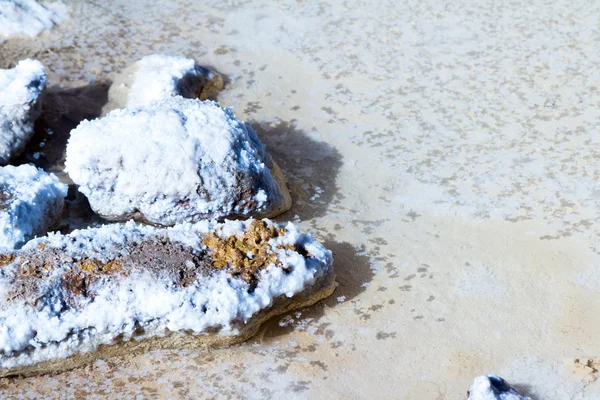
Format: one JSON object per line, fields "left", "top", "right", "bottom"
{"left": 2, "top": 1, "right": 600, "bottom": 399}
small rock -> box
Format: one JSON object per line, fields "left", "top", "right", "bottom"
{"left": 467, "top": 375, "right": 532, "bottom": 400}
{"left": 0, "top": 59, "right": 47, "bottom": 164}
{"left": 65, "top": 96, "right": 291, "bottom": 226}
{"left": 0, "top": 164, "right": 67, "bottom": 249}
{"left": 105, "top": 54, "right": 223, "bottom": 113}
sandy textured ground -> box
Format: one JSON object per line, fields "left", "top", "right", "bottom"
{"left": 2, "top": 0, "right": 600, "bottom": 398}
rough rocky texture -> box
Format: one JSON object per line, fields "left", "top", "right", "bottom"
{"left": 65, "top": 96, "right": 291, "bottom": 226}
{"left": 0, "top": 219, "right": 334, "bottom": 377}
{"left": 0, "top": 164, "right": 67, "bottom": 250}
{"left": 104, "top": 54, "right": 223, "bottom": 113}
{"left": 0, "top": 59, "right": 46, "bottom": 164}
{"left": 203, "top": 219, "right": 298, "bottom": 285}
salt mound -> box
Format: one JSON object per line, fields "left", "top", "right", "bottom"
{"left": 0, "top": 59, "right": 47, "bottom": 164}
{"left": 0, "top": 164, "right": 67, "bottom": 250}
{"left": 65, "top": 96, "right": 290, "bottom": 226}
{"left": 106, "top": 54, "right": 223, "bottom": 111}
{"left": 0, "top": 219, "right": 332, "bottom": 372}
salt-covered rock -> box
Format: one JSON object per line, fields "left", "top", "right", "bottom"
{"left": 0, "top": 0, "right": 67, "bottom": 39}
{"left": 0, "top": 218, "right": 334, "bottom": 376}
{"left": 0, "top": 164, "right": 67, "bottom": 249}
{"left": 467, "top": 376, "right": 532, "bottom": 400}
{"left": 0, "top": 59, "right": 47, "bottom": 164}
{"left": 65, "top": 96, "right": 291, "bottom": 226}
{"left": 105, "top": 54, "right": 223, "bottom": 112}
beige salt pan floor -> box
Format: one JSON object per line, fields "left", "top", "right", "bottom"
{"left": 2, "top": 0, "right": 600, "bottom": 398}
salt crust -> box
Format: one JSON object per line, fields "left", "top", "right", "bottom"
{"left": 0, "top": 165, "right": 67, "bottom": 250}
{"left": 125, "top": 54, "right": 220, "bottom": 108}
{"left": 65, "top": 96, "right": 284, "bottom": 226}
{"left": 468, "top": 376, "right": 532, "bottom": 400}
{"left": 0, "top": 219, "right": 332, "bottom": 369}
{"left": 0, "top": 0, "right": 67, "bottom": 38}
{"left": 0, "top": 59, "right": 47, "bottom": 164}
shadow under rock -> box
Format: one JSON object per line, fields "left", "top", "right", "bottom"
{"left": 13, "top": 81, "right": 111, "bottom": 173}
{"left": 248, "top": 120, "right": 344, "bottom": 221}
{"left": 13, "top": 82, "right": 111, "bottom": 232}
{"left": 250, "top": 239, "right": 375, "bottom": 341}
{"left": 57, "top": 187, "right": 105, "bottom": 233}
{"left": 511, "top": 383, "right": 538, "bottom": 400}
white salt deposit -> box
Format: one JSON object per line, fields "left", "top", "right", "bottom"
{"left": 122, "top": 54, "right": 221, "bottom": 108}
{"left": 0, "top": 164, "right": 67, "bottom": 250}
{"left": 468, "top": 376, "right": 532, "bottom": 400}
{"left": 0, "top": 59, "right": 47, "bottom": 164}
{"left": 0, "top": 0, "right": 67, "bottom": 38}
{"left": 0, "top": 219, "right": 333, "bottom": 369}
{"left": 65, "top": 96, "right": 286, "bottom": 226}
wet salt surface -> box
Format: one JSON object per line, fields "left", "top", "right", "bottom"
{"left": 1, "top": 0, "right": 600, "bottom": 398}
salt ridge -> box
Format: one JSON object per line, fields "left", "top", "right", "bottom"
{"left": 0, "top": 219, "right": 332, "bottom": 369}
